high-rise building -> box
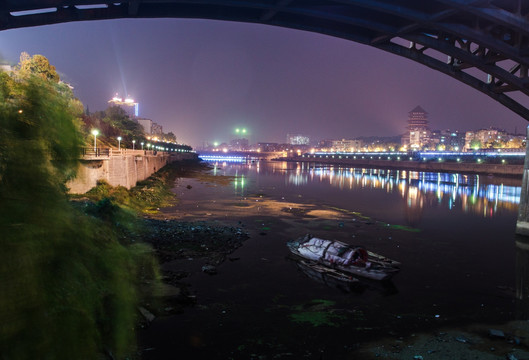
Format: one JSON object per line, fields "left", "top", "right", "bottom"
{"left": 288, "top": 134, "right": 310, "bottom": 145}
{"left": 136, "top": 118, "right": 153, "bottom": 134}
{"left": 136, "top": 117, "right": 164, "bottom": 136}
{"left": 151, "top": 122, "right": 163, "bottom": 135}
{"left": 403, "top": 106, "right": 430, "bottom": 150}
{"left": 108, "top": 95, "right": 139, "bottom": 118}
{"left": 230, "top": 138, "right": 249, "bottom": 151}
{"left": 331, "top": 139, "right": 363, "bottom": 152}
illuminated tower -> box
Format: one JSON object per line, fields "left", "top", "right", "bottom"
{"left": 406, "top": 106, "right": 430, "bottom": 150}
{"left": 108, "top": 94, "right": 139, "bottom": 118}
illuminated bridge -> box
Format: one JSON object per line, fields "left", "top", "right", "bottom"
{"left": 2, "top": 0, "right": 529, "bottom": 121}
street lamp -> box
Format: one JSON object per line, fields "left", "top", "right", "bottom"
{"left": 141, "top": 142, "right": 144, "bottom": 150}
{"left": 91, "top": 129, "right": 99, "bottom": 152}
{"left": 132, "top": 140, "right": 136, "bottom": 150}
{"left": 117, "top": 136, "right": 122, "bottom": 150}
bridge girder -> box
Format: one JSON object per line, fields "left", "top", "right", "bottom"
{"left": 2, "top": 0, "right": 529, "bottom": 121}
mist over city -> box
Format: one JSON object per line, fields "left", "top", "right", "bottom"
{"left": 1, "top": 18, "right": 527, "bottom": 148}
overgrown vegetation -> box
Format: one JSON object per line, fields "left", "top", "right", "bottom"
{"left": 0, "top": 53, "right": 158, "bottom": 359}
{"left": 83, "top": 161, "right": 184, "bottom": 213}
{"left": 81, "top": 106, "right": 147, "bottom": 149}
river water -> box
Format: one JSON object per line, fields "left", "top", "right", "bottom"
{"left": 140, "top": 160, "right": 528, "bottom": 359}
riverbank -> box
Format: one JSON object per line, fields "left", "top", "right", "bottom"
{"left": 280, "top": 156, "right": 524, "bottom": 176}
{"left": 137, "top": 162, "right": 529, "bottom": 360}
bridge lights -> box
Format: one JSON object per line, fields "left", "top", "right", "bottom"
{"left": 132, "top": 140, "right": 136, "bottom": 150}
{"left": 91, "top": 129, "right": 99, "bottom": 152}
{"left": 141, "top": 142, "right": 144, "bottom": 150}
{"left": 117, "top": 136, "right": 122, "bottom": 150}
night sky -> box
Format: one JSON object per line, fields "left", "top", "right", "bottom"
{"left": 1, "top": 18, "right": 527, "bottom": 147}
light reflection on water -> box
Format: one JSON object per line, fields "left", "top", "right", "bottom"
{"left": 284, "top": 162, "right": 521, "bottom": 218}
{"left": 141, "top": 159, "right": 528, "bottom": 358}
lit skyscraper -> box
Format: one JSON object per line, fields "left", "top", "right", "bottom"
{"left": 108, "top": 94, "right": 139, "bottom": 118}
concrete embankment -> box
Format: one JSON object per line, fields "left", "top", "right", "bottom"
{"left": 67, "top": 150, "right": 198, "bottom": 194}
{"left": 281, "top": 156, "right": 524, "bottom": 176}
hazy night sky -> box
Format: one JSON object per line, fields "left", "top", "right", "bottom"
{"left": 0, "top": 18, "right": 527, "bottom": 147}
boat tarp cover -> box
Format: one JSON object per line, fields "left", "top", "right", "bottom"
{"left": 298, "top": 238, "right": 367, "bottom": 266}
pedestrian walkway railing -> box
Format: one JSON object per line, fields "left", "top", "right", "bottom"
{"left": 82, "top": 148, "right": 110, "bottom": 158}
{"left": 81, "top": 148, "right": 173, "bottom": 159}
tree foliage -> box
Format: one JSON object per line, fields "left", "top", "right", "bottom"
{"left": 469, "top": 138, "right": 483, "bottom": 150}
{"left": 17, "top": 52, "right": 60, "bottom": 83}
{"left": 0, "top": 54, "right": 154, "bottom": 359}
{"left": 82, "top": 106, "right": 146, "bottom": 148}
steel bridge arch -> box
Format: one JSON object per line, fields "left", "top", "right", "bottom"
{"left": 2, "top": 0, "right": 529, "bottom": 121}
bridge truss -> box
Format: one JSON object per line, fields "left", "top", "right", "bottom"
{"left": 2, "top": 0, "right": 529, "bottom": 120}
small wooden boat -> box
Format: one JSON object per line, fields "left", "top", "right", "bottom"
{"left": 287, "top": 234, "right": 400, "bottom": 281}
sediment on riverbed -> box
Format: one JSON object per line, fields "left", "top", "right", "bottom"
{"left": 139, "top": 161, "right": 529, "bottom": 360}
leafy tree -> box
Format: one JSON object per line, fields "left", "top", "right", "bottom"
{"left": 0, "top": 55, "right": 153, "bottom": 359}
{"left": 17, "top": 52, "right": 60, "bottom": 83}
{"left": 82, "top": 106, "right": 146, "bottom": 148}
{"left": 506, "top": 137, "right": 524, "bottom": 149}
{"left": 485, "top": 139, "right": 504, "bottom": 149}
{"left": 469, "top": 138, "right": 483, "bottom": 150}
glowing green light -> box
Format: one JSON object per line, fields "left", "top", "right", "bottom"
{"left": 242, "top": 128, "right": 247, "bottom": 134}
{"left": 235, "top": 128, "right": 240, "bottom": 133}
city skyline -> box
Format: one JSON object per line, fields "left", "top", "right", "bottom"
{"left": 1, "top": 18, "right": 528, "bottom": 147}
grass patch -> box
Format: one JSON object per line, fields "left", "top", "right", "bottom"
{"left": 232, "top": 202, "right": 251, "bottom": 207}
{"left": 289, "top": 299, "right": 345, "bottom": 327}
{"left": 325, "top": 206, "right": 371, "bottom": 219}
{"left": 385, "top": 224, "right": 421, "bottom": 232}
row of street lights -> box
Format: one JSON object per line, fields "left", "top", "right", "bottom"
{"left": 91, "top": 129, "right": 144, "bottom": 152}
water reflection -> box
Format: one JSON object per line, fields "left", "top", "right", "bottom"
{"left": 288, "top": 163, "right": 521, "bottom": 218}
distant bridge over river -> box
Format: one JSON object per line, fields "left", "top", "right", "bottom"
{"left": 198, "top": 150, "right": 282, "bottom": 161}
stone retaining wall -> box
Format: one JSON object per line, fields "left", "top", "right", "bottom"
{"left": 67, "top": 152, "right": 197, "bottom": 194}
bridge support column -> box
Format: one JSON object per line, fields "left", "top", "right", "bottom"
{"left": 516, "top": 126, "right": 529, "bottom": 236}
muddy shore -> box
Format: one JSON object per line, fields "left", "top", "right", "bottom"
{"left": 139, "top": 166, "right": 529, "bottom": 360}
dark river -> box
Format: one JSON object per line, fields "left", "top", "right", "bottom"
{"left": 140, "top": 160, "right": 529, "bottom": 359}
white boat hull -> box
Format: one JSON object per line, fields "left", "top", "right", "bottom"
{"left": 288, "top": 235, "right": 400, "bottom": 281}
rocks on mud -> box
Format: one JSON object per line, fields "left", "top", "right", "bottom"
{"left": 142, "top": 218, "right": 249, "bottom": 264}
{"left": 138, "top": 306, "right": 156, "bottom": 323}
{"left": 202, "top": 265, "right": 217, "bottom": 275}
